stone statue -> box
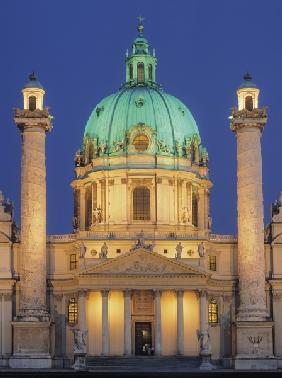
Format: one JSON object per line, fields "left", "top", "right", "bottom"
{"left": 196, "top": 328, "right": 211, "bottom": 355}
{"left": 99, "top": 242, "right": 108, "bottom": 259}
{"left": 198, "top": 242, "right": 206, "bottom": 258}
{"left": 79, "top": 242, "right": 86, "bottom": 259}
{"left": 73, "top": 329, "right": 87, "bottom": 354}
{"left": 175, "top": 242, "right": 183, "bottom": 259}
{"left": 130, "top": 230, "right": 155, "bottom": 252}
{"left": 93, "top": 207, "right": 102, "bottom": 224}
{"left": 72, "top": 329, "right": 88, "bottom": 371}
{"left": 182, "top": 207, "right": 190, "bottom": 223}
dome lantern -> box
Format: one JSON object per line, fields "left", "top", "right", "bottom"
{"left": 22, "top": 72, "right": 45, "bottom": 111}
{"left": 237, "top": 72, "right": 260, "bottom": 111}
{"left": 125, "top": 16, "right": 157, "bottom": 86}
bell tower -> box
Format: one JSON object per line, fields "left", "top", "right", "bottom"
{"left": 9, "top": 73, "right": 53, "bottom": 368}
{"left": 230, "top": 74, "right": 276, "bottom": 369}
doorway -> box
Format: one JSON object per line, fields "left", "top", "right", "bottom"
{"left": 135, "top": 322, "right": 153, "bottom": 355}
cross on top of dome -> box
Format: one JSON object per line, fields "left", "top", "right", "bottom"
{"left": 137, "top": 15, "right": 145, "bottom": 36}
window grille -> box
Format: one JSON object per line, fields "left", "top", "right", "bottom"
{"left": 70, "top": 253, "right": 78, "bottom": 270}
{"left": 68, "top": 298, "right": 78, "bottom": 324}
{"left": 133, "top": 187, "right": 150, "bottom": 221}
{"left": 208, "top": 255, "right": 217, "bottom": 271}
{"left": 208, "top": 298, "right": 218, "bottom": 324}
{"left": 137, "top": 63, "right": 144, "bottom": 82}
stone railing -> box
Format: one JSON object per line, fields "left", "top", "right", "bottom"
{"left": 209, "top": 234, "right": 237, "bottom": 242}
{"left": 14, "top": 107, "right": 50, "bottom": 119}
{"left": 231, "top": 107, "right": 267, "bottom": 119}
{"left": 47, "top": 234, "right": 77, "bottom": 243}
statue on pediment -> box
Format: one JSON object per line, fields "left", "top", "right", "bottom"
{"left": 175, "top": 242, "right": 183, "bottom": 259}
{"left": 131, "top": 230, "right": 155, "bottom": 252}
{"left": 99, "top": 242, "right": 108, "bottom": 259}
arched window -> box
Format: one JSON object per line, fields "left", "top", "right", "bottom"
{"left": 67, "top": 298, "right": 78, "bottom": 325}
{"left": 129, "top": 64, "right": 133, "bottom": 80}
{"left": 192, "top": 192, "right": 198, "bottom": 227}
{"left": 85, "top": 185, "right": 92, "bottom": 230}
{"left": 245, "top": 96, "right": 253, "bottom": 111}
{"left": 133, "top": 186, "right": 150, "bottom": 220}
{"left": 29, "top": 96, "right": 37, "bottom": 111}
{"left": 208, "top": 298, "right": 218, "bottom": 324}
{"left": 133, "top": 134, "right": 149, "bottom": 151}
{"left": 148, "top": 64, "right": 153, "bottom": 80}
{"left": 137, "top": 63, "right": 144, "bottom": 83}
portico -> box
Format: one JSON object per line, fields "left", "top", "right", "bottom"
{"left": 67, "top": 248, "right": 211, "bottom": 357}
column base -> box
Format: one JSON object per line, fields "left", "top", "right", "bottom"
{"left": 234, "top": 321, "right": 277, "bottom": 370}
{"left": 9, "top": 321, "right": 52, "bottom": 369}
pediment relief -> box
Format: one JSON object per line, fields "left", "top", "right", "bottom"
{"left": 80, "top": 248, "right": 208, "bottom": 276}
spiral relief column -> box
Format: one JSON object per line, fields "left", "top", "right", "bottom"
{"left": 9, "top": 73, "right": 53, "bottom": 369}
{"left": 231, "top": 74, "right": 275, "bottom": 370}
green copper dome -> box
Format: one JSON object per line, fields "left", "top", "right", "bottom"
{"left": 80, "top": 18, "right": 208, "bottom": 169}
{"left": 84, "top": 86, "right": 201, "bottom": 156}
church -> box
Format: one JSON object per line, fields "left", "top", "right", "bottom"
{"left": 0, "top": 18, "right": 282, "bottom": 371}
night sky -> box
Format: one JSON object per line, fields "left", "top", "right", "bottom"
{"left": 0, "top": 0, "right": 281, "bottom": 236}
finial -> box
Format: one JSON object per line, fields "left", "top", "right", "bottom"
{"left": 29, "top": 71, "right": 37, "bottom": 81}
{"left": 137, "top": 15, "right": 145, "bottom": 35}
{"left": 243, "top": 72, "right": 252, "bottom": 81}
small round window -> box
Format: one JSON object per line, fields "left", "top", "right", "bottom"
{"left": 133, "top": 134, "right": 149, "bottom": 152}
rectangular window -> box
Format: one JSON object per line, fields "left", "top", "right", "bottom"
{"left": 208, "top": 299, "right": 218, "bottom": 324}
{"left": 70, "top": 253, "right": 78, "bottom": 270}
{"left": 164, "top": 249, "right": 168, "bottom": 254}
{"left": 68, "top": 298, "right": 78, "bottom": 324}
{"left": 208, "top": 255, "right": 217, "bottom": 271}
{"left": 116, "top": 249, "right": 121, "bottom": 254}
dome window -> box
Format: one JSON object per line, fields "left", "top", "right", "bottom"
{"left": 137, "top": 63, "right": 144, "bottom": 83}
{"left": 28, "top": 96, "right": 37, "bottom": 111}
{"left": 133, "top": 134, "right": 149, "bottom": 152}
{"left": 133, "top": 186, "right": 150, "bottom": 220}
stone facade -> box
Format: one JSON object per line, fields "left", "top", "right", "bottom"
{"left": 1, "top": 27, "right": 282, "bottom": 371}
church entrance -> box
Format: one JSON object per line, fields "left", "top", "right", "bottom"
{"left": 135, "top": 322, "right": 153, "bottom": 355}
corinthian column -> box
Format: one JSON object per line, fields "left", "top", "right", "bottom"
{"left": 230, "top": 79, "right": 268, "bottom": 321}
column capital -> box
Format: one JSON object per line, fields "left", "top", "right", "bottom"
{"left": 176, "top": 289, "right": 184, "bottom": 297}
{"left": 101, "top": 289, "right": 110, "bottom": 297}
{"left": 195, "top": 289, "right": 208, "bottom": 298}
{"left": 123, "top": 288, "right": 132, "bottom": 297}
{"left": 78, "top": 289, "right": 89, "bottom": 299}
{"left": 153, "top": 289, "right": 162, "bottom": 298}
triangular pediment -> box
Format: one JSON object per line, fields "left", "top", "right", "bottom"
{"left": 80, "top": 248, "right": 208, "bottom": 277}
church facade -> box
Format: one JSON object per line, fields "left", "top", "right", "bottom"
{"left": 1, "top": 20, "right": 282, "bottom": 370}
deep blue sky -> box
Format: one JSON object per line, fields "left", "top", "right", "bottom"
{"left": 0, "top": 0, "right": 281, "bottom": 235}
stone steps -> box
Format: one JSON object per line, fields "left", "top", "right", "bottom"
{"left": 87, "top": 356, "right": 200, "bottom": 370}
